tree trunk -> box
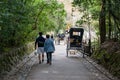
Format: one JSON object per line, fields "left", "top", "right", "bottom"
{"left": 99, "top": 0, "right": 106, "bottom": 44}
{"left": 108, "top": 0, "right": 112, "bottom": 39}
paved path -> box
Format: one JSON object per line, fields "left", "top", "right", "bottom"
{"left": 26, "top": 42, "right": 110, "bottom": 80}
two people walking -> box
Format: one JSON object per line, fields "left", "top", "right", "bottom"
{"left": 35, "top": 32, "right": 55, "bottom": 65}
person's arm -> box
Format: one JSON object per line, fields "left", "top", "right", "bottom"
{"left": 52, "top": 41, "right": 55, "bottom": 51}
{"left": 44, "top": 41, "right": 47, "bottom": 52}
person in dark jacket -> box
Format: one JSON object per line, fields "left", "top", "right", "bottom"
{"left": 35, "top": 32, "right": 45, "bottom": 64}
{"left": 44, "top": 34, "right": 55, "bottom": 65}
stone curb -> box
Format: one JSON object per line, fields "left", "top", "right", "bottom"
{"left": 2, "top": 51, "right": 37, "bottom": 80}
{"left": 85, "top": 56, "right": 119, "bottom": 80}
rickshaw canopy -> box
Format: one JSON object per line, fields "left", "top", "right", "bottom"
{"left": 69, "top": 28, "right": 84, "bottom": 47}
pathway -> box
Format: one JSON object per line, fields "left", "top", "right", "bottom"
{"left": 26, "top": 42, "right": 111, "bottom": 80}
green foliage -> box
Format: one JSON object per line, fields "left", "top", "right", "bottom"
{"left": 73, "top": 0, "right": 120, "bottom": 41}
{"left": 92, "top": 50, "right": 120, "bottom": 78}
{"left": 72, "top": 0, "right": 100, "bottom": 34}
{"left": 0, "top": 0, "right": 34, "bottom": 52}
{"left": 73, "top": 0, "right": 120, "bottom": 78}
{"left": 0, "top": 0, "right": 66, "bottom": 52}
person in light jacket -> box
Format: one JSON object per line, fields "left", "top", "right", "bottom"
{"left": 44, "top": 34, "right": 55, "bottom": 65}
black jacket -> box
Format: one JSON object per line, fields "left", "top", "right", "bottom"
{"left": 35, "top": 36, "right": 45, "bottom": 47}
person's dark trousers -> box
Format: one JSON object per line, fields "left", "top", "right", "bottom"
{"left": 46, "top": 52, "right": 52, "bottom": 64}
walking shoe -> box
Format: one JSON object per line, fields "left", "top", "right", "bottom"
{"left": 46, "top": 61, "right": 49, "bottom": 64}
{"left": 42, "top": 59, "right": 44, "bottom": 62}
{"left": 39, "top": 61, "right": 41, "bottom": 64}
{"left": 49, "top": 62, "right": 52, "bottom": 65}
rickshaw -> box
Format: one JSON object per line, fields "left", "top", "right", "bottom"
{"left": 66, "top": 27, "right": 84, "bottom": 57}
